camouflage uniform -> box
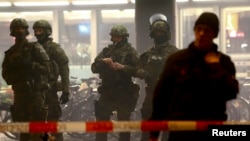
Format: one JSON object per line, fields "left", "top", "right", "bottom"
{"left": 2, "top": 18, "right": 50, "bottom": 141}
{"left": 33, "top": 20, "right": 70, "bottom": 141}
{"left": 134, "top": 14, "right": 178, "bottom": 141}
{"left": 91, "top": 25, "right": 139, "bottom": 141}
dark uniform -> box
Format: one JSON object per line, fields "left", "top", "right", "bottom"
{"left": 33, "top": 20, "right": 70, "bottom": 141}
{"left": 134, "top": 13, "right": 178, "bottom": 141}
{"left": 91, "top": 25, "right": 140, "bottom": 141}
{"left": 150, "top": 12, "right": 239, "bottom": 141}
{"left": 2, "top": 18, "right": 50, "bottom": 141}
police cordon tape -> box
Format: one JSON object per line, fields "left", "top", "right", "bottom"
{"left": 0, "top": 121, "right": 250, "bottom": 133}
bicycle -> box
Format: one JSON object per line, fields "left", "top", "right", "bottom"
{"left": 0, "top": 84, "right": 20, "bottom": 140}
{"left": 61, "top": 76, "right": 100, "bottom": 140}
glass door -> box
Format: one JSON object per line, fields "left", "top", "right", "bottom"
{"left": 177, "top": 7, "right": 218, "bottom": 49}
{"left": 222, "top": 7, "right": 250, "bottom": 78}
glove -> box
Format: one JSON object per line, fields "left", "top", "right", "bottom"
{"left": 60, "top": 92, "right": 69, "bottom": 104}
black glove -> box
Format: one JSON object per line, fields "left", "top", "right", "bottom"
{"left": 60, "top": 92, "right": 69, "bottom": 104}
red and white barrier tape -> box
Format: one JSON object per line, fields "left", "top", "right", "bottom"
{"left": 0, "top": 121, "right": 249, "bottom": 133}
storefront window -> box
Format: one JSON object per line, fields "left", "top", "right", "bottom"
{"left": 223, "top": 7, "right": 250, "bottom": 78}
{"left": 63, "top": 10, "right": 91, "bottom": 66}
{"left": 178, "top": 8, "right": 217, "bottom": 49}
{"left": 224, "top": 7, "right": 250, "bottom": 54}
{"left": 62, "top": 10, "right": 93, "bottom": 79}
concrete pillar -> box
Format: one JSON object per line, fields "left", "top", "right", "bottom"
{"left": 90, "top": 10, "right": 100, "bottom": 64}
{"left": 135, "top": 0, "right": 175, "bottom": 53}
{"left": 52, "top": 10, "right": 64, "bottom": 44}
{"left": 52, "top": 10, "right": 60, "bottom": 43}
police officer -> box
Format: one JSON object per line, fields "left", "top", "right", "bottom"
{"left": 91, "top": 25, "right": 140, "bottom": 141}
{"left": 32, "top": 19, "right": 70, "bottom": 141}
{"left": 134, "top": 13, "right": 178, "bottom": 141}
{"left": 2, "top": 18, "right": 50, "bottom": 141}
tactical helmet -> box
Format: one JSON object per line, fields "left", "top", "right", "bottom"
{"left": 149, "top": 13, "right": 167, "bottom": 25}
{"left": 149, "top": 13, "right": 171, "bottom": 40}
{"left": 32, "top": 19, "right": 52, "bottom": 36}
{"left": 109, "top": 25, "right": 129, "bottom": 37}
{"left": 10, "top": 18, "right": 29, "bottom": 37}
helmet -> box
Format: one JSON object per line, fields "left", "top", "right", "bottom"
{"left": 149, "top": 13, "right": 171, "bottom": 40}
{"left": 32, "top": 19, "right": 52, "bottom": 36}
{"left": 150, "top": 21, "right": 170, "bottom": 33}
{"left": 109, "top": 25, "right": 129, "bottom": 37}
{"left": 149, "top": 13, "right": 167, "bottom": 25}
{"left": 10, "top": 18, "right": 29, "bottom": 37}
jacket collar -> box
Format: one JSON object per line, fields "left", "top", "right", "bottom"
{"left": 188, "top": 41, "right": 218, "bottom": 53}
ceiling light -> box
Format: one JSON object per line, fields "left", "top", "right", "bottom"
{"left": 101, "top": 9, "right": 134, "bottom": 18}
{"left": 193, "top": 0, "right": 217, "bottom": 1}
{"left": 72, "top": 0, "right": 128, "bottom": 5}
{"left": 63, "top": 10, "right": 91, "bottom": 20}
{"left": 176, "top": 0, "right": 189, "bottom": 2}
{"left": 0, "top": 2, "right": 11, "bottom": 6}
{"left": 14, "top": 1, "right": 70, "bottom": 6}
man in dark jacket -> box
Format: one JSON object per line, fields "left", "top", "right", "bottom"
{"left": 149, "top": 12, "right": 239, "bottom": 141}
{"left": 91, "top": 24, "right": 140, "bottom": 141}
{"left": 2, "top": 18, "right": 50, "bottom": 141}
{"left": 134, "top": 13, "right": 178, "bottom": 141}
{"left": 32, "top": 19, "right": 70, "bottom": 141}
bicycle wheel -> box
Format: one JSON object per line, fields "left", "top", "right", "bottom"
{"left": 226, "top": 98, "right": 250, "bottom": 121}
{"left": 0, "top": 105, "right": 20, "bottom": 140}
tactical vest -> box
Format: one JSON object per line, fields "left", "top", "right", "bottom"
{"left": 42, "top": 42, "right": 60, "bottom": 81}
{"left": 4, "top": 41, "right": 49, "bottom": 89}
{"left": 143, "top": 44, "right": 178, "bottom": 85}
{"left": 99, "top": 43, "right": 133, "bottom": 84}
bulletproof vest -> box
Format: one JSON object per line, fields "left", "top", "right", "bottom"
{"left": 104, "top": 44, "right": 128, "bottom": 64}
{"left": 28, "top": 42, "right": 50, "bottom": 81}
{"left": 42, "top": 41, "right": 60, "bottom": 81}
{"left": 5, "top": 41, "right": 49, "bottom": 85}
{"left": 100, "top": 43, "right": 132, "bottom": 83}
{"left": 144, "top": 44, "right": 176, "bottom": 84}
{"left": 32, "top": 42, "right": 50, "bottom": 63}
{"left": 7, "top": 43, "right": 32, "bottom": 83}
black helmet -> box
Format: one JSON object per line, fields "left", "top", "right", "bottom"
{"left": 10, "top": 18, "right": 29, "bottom": 37}
{"left": 109, "top": 25, "right": 129, "bottom": 37}
{"left": 149, "top": 13, "right": 171, "bottom": 40}
{"left": 33, "top": 19, "right": 52, "bottom": 36}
